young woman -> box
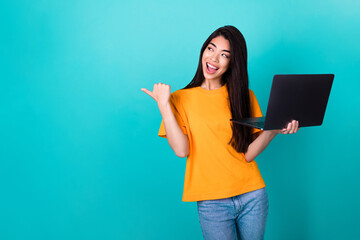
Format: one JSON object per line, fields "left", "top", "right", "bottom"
{"left": 141, "top": 25, "right": 299, "bottom": 240}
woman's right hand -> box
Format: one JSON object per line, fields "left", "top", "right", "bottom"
{"left": 141, "top": 83, "right": 189, "bottom": 158}
{"left": 141, "top": 83, "right": 171, "bottom": 106}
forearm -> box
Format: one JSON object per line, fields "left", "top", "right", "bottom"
{"left": 244, "top": 131, "right": 278, "bottom": 162}
{"left": 158, "top": 102, "right": 189, "bottom": 158}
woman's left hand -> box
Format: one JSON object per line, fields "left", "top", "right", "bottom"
{"left": 273, "top": 120, "right": 300, "bottom": 134}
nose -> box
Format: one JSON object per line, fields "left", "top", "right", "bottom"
{"left": 210, "top": 52, "right": 220, "bottom": 62}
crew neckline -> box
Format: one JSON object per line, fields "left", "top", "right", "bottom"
{"left": 196, "top": 83, "right": 227, "bottom": 94}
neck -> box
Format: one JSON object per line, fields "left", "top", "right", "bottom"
{"left": 201, "top": 79, "right": 223, "bottom": 90}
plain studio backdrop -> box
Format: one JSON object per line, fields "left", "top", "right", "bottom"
{"left": 1, "top": 0, "right": 359, "bottom": 239}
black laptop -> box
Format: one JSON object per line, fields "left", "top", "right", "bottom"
{"left": 230, "top": 74, "right": 334, "bottom": 130}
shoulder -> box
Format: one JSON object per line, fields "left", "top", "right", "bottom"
{"left": 248, "top": 89, "right": 261, "bottom": 106}
{"left": 170, "top": 87, "right": 196, "bottom": 103}
{"left": 248, "top": 89, "right": 257, "bottom": 99}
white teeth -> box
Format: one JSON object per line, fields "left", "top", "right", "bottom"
{"left": 207, "top": 63, "right": 219, "bottom": 70}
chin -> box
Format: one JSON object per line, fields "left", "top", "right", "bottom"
{"left": 204, "top": 72, "right": 222, "bottom": 81}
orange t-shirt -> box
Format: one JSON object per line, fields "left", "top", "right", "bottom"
{"left": 158, "top": 84, "right": 265, "bottom": 202}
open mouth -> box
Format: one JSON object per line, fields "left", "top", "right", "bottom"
{"left": 206, "top": 62, "right": 219, "bottom": 73}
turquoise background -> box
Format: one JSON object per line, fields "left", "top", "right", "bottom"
{"left": 1, "top": 0, "right": 359, "bottom": 239}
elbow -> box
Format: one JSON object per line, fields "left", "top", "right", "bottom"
{"left": 173, "top": 141, "right": 189, "bottom": 158}
{"left": 175, "top": 150, "right": 189, "bottom": 158}
{"left": 244, "top": 153, "right": 254, "bottom": 163}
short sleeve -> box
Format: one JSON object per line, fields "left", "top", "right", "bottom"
{"left": 249, "top": 90, "right": 263, "bottom": 134}
{"left": 158, "top": 93, "right": 187, "bottom": 138}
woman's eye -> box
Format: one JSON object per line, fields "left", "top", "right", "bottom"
{"left": 222, "top": 54, "right": 228, "bottom": 58}
{"left": 208, "top": 47, "right": 213, "bottom": 51}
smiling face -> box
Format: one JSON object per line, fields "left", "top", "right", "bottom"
{"left": 202, "top": 35, "right": 231, "bottom": 83}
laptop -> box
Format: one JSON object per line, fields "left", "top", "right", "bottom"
{"left": 230, "top": 74, "right": 334, "bottom": 130}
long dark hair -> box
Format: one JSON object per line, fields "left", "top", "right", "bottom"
{"left": 184, "top": 25, "right": 253, "bottom": 153}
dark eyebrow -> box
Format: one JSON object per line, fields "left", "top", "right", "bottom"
{"left": 210, "top": 42, "right": 231, "bottom": 53}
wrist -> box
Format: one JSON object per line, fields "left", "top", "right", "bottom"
{"left": 263, "top": 130, "right": 278, "bottom": 139}
{"left": 157, "top": 101, "right": 171, "bottom": 113}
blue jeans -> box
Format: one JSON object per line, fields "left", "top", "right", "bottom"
{"left": 197, "top": 187, "right": 269, "bottom": 240}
